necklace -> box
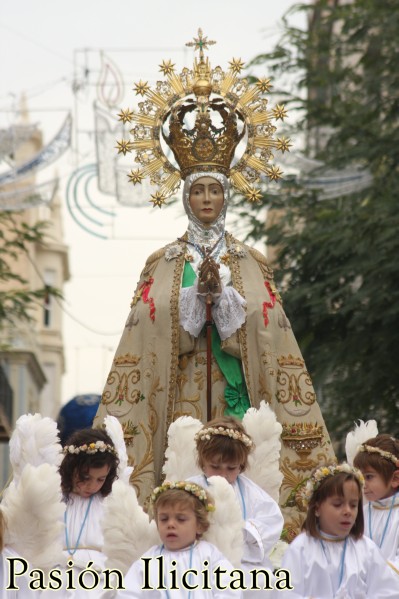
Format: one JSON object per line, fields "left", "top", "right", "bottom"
{"left": 64, "top": 495, "right": 94, "bottom": 556}
{"left": 178, "top": 233, "right": 224, "bottom": 262}
{"left": 368, "top": 492, "right": 397, "bottom": 548}
{"left": 319, "top": 535, "right": 347, "bottom": 591}
{"left": 160, "top": 542, "right": 194, "bottom": 599}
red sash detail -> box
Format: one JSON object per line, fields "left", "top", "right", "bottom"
{"left": 139, "top": 277, "right": 155, "bottom": 321}
{"left": 262, "top": 280, "right": 276, "bottom": 326}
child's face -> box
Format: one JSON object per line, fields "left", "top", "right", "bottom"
{"left": 202, "top": 457, "right": 241, "bottom": 484}
{"left": 72, "top": 465, "right": 110, "bottom": 498}
{"left": 362, "top": 466, "right": 396, "bottom": 502}
{"left": 156, "top": 503, "right": 203, "bottom": 551}
{"left": 316, "top": 480, "right": 360, "bottom": 538}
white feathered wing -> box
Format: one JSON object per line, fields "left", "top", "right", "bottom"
{"left": 102, "top": 416, "right": 156, "bottom": 573}
{"left": 9, "top": 413, "right": 63, "bottom": 483}
{"left": 243, "top": 401, "right": 283, "bottom": 502}
{"left": 345, "top": 419, "right": 379, "bottom": 466}
{"left": 2, "top": 463, "right": 65, "bottom": 570}
{"left": 163, "top": 415, "right": 203, "bottom": 480}
{"left": 104, "top": 414, "right": 133, "bottom": 483}
{"left": 203, "top": 475, "right": 244, "bottom": 568}
{"left": 101, "top": 479, "right": 159, "bottom": 574}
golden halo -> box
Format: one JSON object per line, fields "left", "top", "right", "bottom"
{"left": 117, "top": 29, "right": 291, "bottom": 206}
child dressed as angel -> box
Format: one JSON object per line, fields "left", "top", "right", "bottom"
{"left": 117, "top": 481, "right": 242, "bottom": 599}
{"left": 187, "top": 416, "right": 284, "bottom": 574}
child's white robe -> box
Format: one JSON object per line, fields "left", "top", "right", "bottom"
{"left": 118, "top": 540, "right": 242, "bottom": 599}
{"left": 363, "top": 494, "right": 399, "bottom": 570}
{"left": 279, "top": 532, "right": 398, "bottom": 598}
{"left": 188, "top": 474, "right": 283, "bottom": 571}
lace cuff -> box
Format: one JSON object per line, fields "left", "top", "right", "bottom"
{"left": 179, "top": 282, "right": 206, "bottom": 338}
{"left": 180, "top": 284, "right": 246, "bottom": 341}
{"left": 212, "top": 286, "right": 246, "bottom": 341}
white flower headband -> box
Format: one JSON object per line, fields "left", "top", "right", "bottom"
{"left": 195, "top": 426, "right": 254, "bottom": 448}
{"left": 151, "top": 481, "right": 215, "bottom": 512}
{"left": 358, "top": 444, "right": 399, "bottom": 467}
{"left": 300, "top": 463, "right": 364, "bottom": 507}
{"left": 63, "top": 440, "right": 117, "bottom": 456}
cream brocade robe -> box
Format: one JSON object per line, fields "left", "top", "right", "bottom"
{"left": 94, "top": 232, "right": 334, "bottom": 535}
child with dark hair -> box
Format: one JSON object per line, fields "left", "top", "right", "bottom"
{"left": 119, "top": 481, "right": 241, "bottom": 599}
{"left": 60, "top": 428, "right": 119, "bottom": 573}
{"left": 188, "top": 416, "right": 283, "bottom": 572}
{"left": 279, "top": 463, "right": 398, "bottom": 598}
{"left": 353, "top": 434, "right": 399, "bottom": 569}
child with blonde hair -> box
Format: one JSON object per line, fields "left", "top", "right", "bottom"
{"left": 279, "top": 463, "right": 398, "bottom": 598}
{"left": 188, "top": 416, "right": 283, "bottom": 573}
{"left": 352, "top": 433, "right": 399, "bottom": 569}
{"left": 119, "top": 481, "right": 241, "bottom": 598}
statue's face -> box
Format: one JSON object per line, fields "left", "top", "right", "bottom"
{"left": 188, "top": 176, "right": 224, "bottom": 224}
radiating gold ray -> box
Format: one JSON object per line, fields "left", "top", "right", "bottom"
{"left": 219, "top": 71, "right": 238, "bottom": 95}
{"left": 142, "top": 157, "right": 164, "bottom": 177}
{"left": 238, "top": 87, "right": 261, "bottom": 108}
{"left": 131, "top": 114, "right": 157, "bottom": 127}
{"left": 130, "top": 139, "right": 155, "bottom": 151}
{"left": 159, "top": 172, "right": 181, "bottom": 196}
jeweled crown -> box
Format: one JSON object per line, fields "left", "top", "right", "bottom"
{"left": 117, "top": 29, "right": 291, "bottom": 207}
{"left": 166, "top": 98, "right": 245, "bottom": 178}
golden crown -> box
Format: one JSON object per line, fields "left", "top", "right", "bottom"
{"left": 116, "top": 29, "right": 291, "bottom": 207}
{"left": 282, "top": 422, "right": 324, "bottom": 439}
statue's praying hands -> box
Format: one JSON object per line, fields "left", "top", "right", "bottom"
{"left": 198, "top": 254, "right": 222, "bottom": 298}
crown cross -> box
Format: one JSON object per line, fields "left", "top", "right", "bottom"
{"left": 186, "top": 28, "right": 216, "bottom": 61}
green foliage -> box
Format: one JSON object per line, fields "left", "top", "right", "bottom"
{"left": 244, "top": 0, "right": 399, "bottom": 444}
{"left": 0, "top": 212, "right": 61, "bottom": 328}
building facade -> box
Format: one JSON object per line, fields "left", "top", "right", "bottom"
{"left": 0, "top": 110, "right": 69, "bottom": 486}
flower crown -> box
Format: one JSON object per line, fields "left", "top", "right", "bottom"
{"left": 358, "top": 444, "right": 399, "bottom": 467}
{"left": 151, "top": 481, "right": 215, "bottom": 512}
{"left": 299, "top": 463, "right": 364, "bottom": 507}
{"left": 195, "top": 426, "right": 254, "bottom": 449}
{"left": 63, "top": 440, "right": 117, "bottom": 456}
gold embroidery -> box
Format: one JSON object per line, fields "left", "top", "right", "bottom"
{"left": 278, "top": 354, "right": 305, "bottom": 368}
{"left": 166, "top": 249, "right": 186, "bottom": 447}
{"left": 280, "top": 458, "right": 304, "bottom": 494}
{"left": 258, "top": 371, "right": 272, "bottom": 403}
{"left": 284, "top": 514, "right": 306, "bottom": 543}
{"left": 227, "top": 233, "right": 252, "bottom": 407}
{"left": 121, "top": 420, "right": 140, "bottom": 446}
{"left": 282, "top": 421, "right": 324, "bottom": 440}
{"left": 129, "top": 423, "right": 155, "bottom": 501}
{"left": 281, "top": 424, "right": 324, "bottom": 471}
{"left": 114, "top": 353, "right": 141, "bottom": 366}
{"left": 276, "top": 366, "right": 316, "bottom": 407}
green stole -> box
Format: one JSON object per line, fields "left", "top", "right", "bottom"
{"left": 182, "top": 261, "right": 250, "bottom": 420}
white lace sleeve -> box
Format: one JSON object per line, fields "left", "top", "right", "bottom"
{"left": 212, "top": 286, "right": 246, "bottom": 341}
{"left": 179, "top": 281, "right": 206, "bottom": 338}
